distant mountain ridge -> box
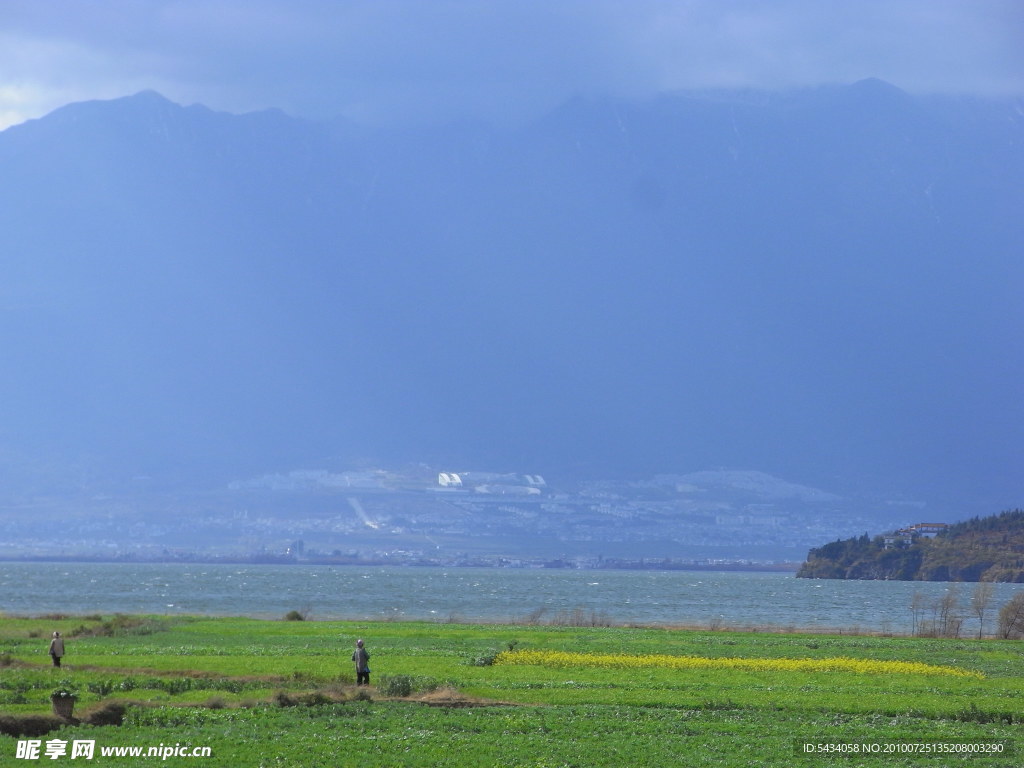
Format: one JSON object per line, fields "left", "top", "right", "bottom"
{"left": 0, "top": 83, "right": 1021, "bottom": 520}
{"left": 652, "top": 471, "right": 842, "bottom": 503}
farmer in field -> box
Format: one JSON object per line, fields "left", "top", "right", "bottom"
{"left": 48, "top": 631, "right": 65, "bottom": 667}
{"left": 352, "top": 638, "right": 370, "bottom": 686}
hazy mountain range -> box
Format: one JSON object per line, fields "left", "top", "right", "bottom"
{"left": 1, "top": 79, "right": 1021, "bottom": 528}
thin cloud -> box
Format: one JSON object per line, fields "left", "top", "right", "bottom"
{"left": 1, "top": 0, "right": 1021, "bottom": 130}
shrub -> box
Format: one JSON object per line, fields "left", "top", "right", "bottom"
{"left": 88, "top": 679, "right": 116, "bottom": 696}
{"left": 379, "top": 675, "right": 413, "bottom": 697}
{"left": 469, "top": 650, "right": 500, "bottom": 667}
{"left": 273, "top": 691, "right": 298, "bottom": 707}
{"left": 955, "top": 703, "right": 1018, "bottom": 724}
{"left": 0, "top": 714, "right": 64, "bottom": 738}
{"left": 378, "top": 675, "right": 440, "bottom": 697}
{"left": 550, "top": 607, "right": 613, "bottom": 627}
{"left": 470, "top": 640, "right": 517, "bottom": 666}
{"left": 283, "top": 610, "right": 305, "bottom": 621}
{"left": 273, "top": 688, "right": 338, "bottom": 708}
{"left": 71, "top": 615, "right": 168, "bottom": 637}
{"left": 296, "top": 692, "right": 334, "bottom": 706}
{"left": 83, "top": 702, "right": 129, "bottom": 726}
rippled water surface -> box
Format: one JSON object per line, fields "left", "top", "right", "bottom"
{"left": 3, "top": 562, "right": 1022, "bottom": 633}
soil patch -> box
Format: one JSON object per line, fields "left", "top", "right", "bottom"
{"left": 413, "top": 687, "right": 517, "bottom": 708}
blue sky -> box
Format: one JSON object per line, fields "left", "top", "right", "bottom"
{"left": 1, "top": 0, "right": 1022, "bottom": 130}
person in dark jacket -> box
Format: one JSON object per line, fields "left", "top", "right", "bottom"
{"left": 48, "top": 631, "right": 65, "bottom": 667}
{"left": 352, "top": 638, "right": 370, "bottom": 686}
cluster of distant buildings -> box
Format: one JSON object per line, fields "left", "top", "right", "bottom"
{"left": 437, "top": 472, "right": 547, "bottom": 495}
{"left": 883, "top": 522, "right": 948, "bottom": 549}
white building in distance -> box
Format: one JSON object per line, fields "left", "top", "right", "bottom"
{"left": 438, "top": 472, "right": 463, "bottom": 487}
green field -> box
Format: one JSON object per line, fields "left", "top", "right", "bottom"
{"left": 1, "top": 614, "right": 1021, "bottom": 766}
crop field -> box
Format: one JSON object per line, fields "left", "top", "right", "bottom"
{"left": 0, "top": 614, "right": 1021, "bottom": 766}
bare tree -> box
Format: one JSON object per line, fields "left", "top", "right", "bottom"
{"left": 937, "top": 586, "right": 962, "bottom": 638}
{"left": 910, "top": 590, "right": 927, "bottom": 637}
{"left": 997, "top": 592, "right": 1024, "bottom": 639}
{"left": 970, "top": 582, "right": 995, "bottom": 639}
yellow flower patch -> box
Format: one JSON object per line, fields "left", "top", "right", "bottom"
{"left": 493, "top": 649, "right": 983, "bottom": 679}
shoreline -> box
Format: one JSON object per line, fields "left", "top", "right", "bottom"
{"left": 0, "top": 556, "right": 800, "bottom": 573}
{"left": 1, "top": 610, "right": 906, "bottom": 637}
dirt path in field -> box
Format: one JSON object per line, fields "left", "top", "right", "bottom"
{"left": 411, "top": 687, "right": 518, "bottom": 708}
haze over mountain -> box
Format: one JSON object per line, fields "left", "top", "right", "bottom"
{"left": 1, "top": 81, "right": 1021, "bottom": 518}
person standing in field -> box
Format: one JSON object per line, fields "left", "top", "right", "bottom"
{"left": 48, "top": 631, "right": 65, "bottom": 667}
{"left": 352, "top": 638, "right": 370, "bottom": 686}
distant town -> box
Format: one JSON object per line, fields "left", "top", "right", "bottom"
{"left": 1, "top": 465, "right": 936, "bottom": 570}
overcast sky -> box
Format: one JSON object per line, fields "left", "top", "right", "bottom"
{"left": 1, "top": 0, "right": 1022, "bottom": 130}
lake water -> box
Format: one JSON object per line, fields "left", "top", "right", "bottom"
{"left": 3, "top": 562, "right": 1022, "bottom": 635}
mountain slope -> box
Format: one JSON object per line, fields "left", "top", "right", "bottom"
{"left": 0, "top": 83, "right": 1021, "bottom": 513}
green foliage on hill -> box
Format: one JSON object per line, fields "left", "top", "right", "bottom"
{"left": 797, "top": 509, "right": 1024, "bottom": 581}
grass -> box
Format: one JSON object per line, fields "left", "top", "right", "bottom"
{"left": 0, "top": 614, "right": 1021, "bottom": 766}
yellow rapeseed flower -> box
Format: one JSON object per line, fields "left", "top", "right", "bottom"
{"left": 493, "top": 650, "right": 983, "bottom": 678}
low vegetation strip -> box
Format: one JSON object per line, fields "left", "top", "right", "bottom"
{"left": 3, "top": 616, "right": 1020, "bottom": 766}
{"left": 493, "top": 649, "right": 984, "bottom": 678}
